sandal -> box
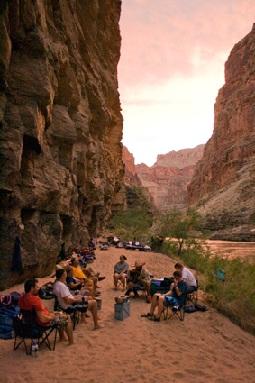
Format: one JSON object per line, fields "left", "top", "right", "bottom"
{"left": 141, "top": 313, "right": 152, "bottom": 318}
{"left": 148, "top": 315, "right": 160, "bottom": 322}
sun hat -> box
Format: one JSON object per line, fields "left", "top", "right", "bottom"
{"left": 134, "top": 261, "right": 145, "bottom": 268}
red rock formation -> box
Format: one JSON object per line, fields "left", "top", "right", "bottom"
{"left": 0, "top": 0, "right": 123, "bottom": 287}
{"left": 122, "top": 146, "right": 141, "bottom": 187}
{"left": 188, "top": 24, "right": 255, "bottom": 240}
{"left": 156, "top": 145, "right": 205, "bottom": 168}
{"left": 135, "top": 145, "right": 204, "bottom": 212}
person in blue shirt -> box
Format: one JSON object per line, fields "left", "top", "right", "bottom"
{"left": 145, "top": 270, "right": 187, "bottom": 321}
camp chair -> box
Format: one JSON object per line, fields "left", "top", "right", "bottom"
{"left": 125, "top": 284, "right": 148, "bottom": 301}
{"left": 13, "top": 309, "right": 58, "bottom": 355}
{"left": 53, "top": 296, "right": 85, "bottom": 330}
{"left": 187, "top": 278, "right": 199, "bottom": 304}
{"left": 115, "top": 272, "right": 128, "bottom": 290}
{"left": 162, "top": 295, "right": 187, "bottom": 322}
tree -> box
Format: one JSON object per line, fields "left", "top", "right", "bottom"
{"left": 154, "top": 209, "right": 200, "bottom": 256}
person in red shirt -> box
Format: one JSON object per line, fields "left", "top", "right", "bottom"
{"left": 19, "top": 278, "right": 73, "bottom": 345}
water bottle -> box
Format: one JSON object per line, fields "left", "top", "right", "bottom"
{"left": 31, "top": 339, "right": 39, "bottom": 357}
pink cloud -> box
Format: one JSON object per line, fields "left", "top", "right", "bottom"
{"left": 119, "top": 0, "right": 255, "bottom": 87}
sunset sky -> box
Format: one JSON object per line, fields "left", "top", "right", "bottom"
{"left": 118, "top": 0, "right": 255, "bottom": 165}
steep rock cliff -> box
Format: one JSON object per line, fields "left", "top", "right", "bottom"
{"left": 122, "top": 146, "right": 141, "bottom": 187}
{"left": 136, "top": 145, "right": 204, "bottom": 212}
{"left": 0, "top": 0, "right": 123, "bottom": 287}
{"left": 188, "top": 24, "right": 255, "bottom": 240}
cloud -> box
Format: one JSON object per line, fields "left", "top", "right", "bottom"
{"left": 119, "top": 0, "right": 255, "bottom": 88}
{"left": 119, "top": 0, "right": 255, "bottom": 165}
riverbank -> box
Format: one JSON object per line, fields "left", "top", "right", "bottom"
{"left": 1, "top": 247, "right": 254, "bottom": 383}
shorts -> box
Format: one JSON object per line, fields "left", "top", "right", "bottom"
{"left": 164, "top": 296, "right": 178, "bottom": 307}
{"left": 65, "top": 303, "right": 88, "bottom": 315}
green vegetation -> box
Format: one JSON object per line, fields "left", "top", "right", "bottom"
{"left": 109, "top": 186, "right": 153, "bottom": 242}
{"left": 160, "top": 240, "right": 255, "bottom": 335}
{"left": 110, "top": 200, "right": 255, "bottom": 334}
{"left": 152, "top": 209, "right": 201, "bottom": 255}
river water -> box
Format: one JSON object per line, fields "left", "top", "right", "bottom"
{"left": 205, "top": 240, "right": 255, "bottom": 263}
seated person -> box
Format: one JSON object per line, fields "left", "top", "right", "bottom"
{"left": 19, "top": 278, "right": 73, "bottom": 344}
{"left": 70, "top": 258, "right": 86, "bottom": 282}
{"left": 53, "top": 269, "right": 100, "bottom": 330}
{"left": 125, "top": 261, "right": 151, "bottom": 297}
{"left": 146, "top": 270, "right": 187, "bottom": 321}
{"left": 174, "top": 263, "right": 197, "bottom": 293}
{"left": 113, "top": 255, "right": 129, "bottom": 290}
{"left": 87, "top": 238, "right": 96, "bottom": 251}
{"left": 66, "top": 267, "right": 83, "bottom": 291}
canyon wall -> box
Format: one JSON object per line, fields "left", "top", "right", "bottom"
{"left": 122, "top": 145, "right": 204, "bottom": 212}
{"left": 188, "top": 24, "right": 255, "bottom": 241}
{"left": 136, "top": 145, "right": 204, "bottom": 212}
{"left": 0, "top": 0, "right": 123, "bottom": 287}
{"left": 122, "top": 146, "right": 141, "bottom": 187}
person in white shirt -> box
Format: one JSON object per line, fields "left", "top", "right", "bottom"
{"left": 53, "top": 269, "right": 100, "bottom": 330}
{"left": 174, "top": 263, "right": 197, "bottom": 293}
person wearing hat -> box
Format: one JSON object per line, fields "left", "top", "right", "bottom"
{"left": 125, "top": 261, "right": 151, "bottom": 298}
{"left": 113, "top": 255, "right": 129, "bottom": 290}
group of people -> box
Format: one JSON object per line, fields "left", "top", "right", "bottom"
{"left": 113, "top": 256, "right": 197, "bottom": 321}
{"left": 113, "top": 256, "right": 151, "bottom": 300}
{"left": 18, "top": 245, "right": 104, "bottom": 347}
{"left": 17, "top": 245, "right": 197, "bottom": 350}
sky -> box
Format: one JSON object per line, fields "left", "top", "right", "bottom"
{"left": 118, "top": 0, "right": 255, "bottom": 166}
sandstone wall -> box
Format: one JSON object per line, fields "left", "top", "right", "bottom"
{"left": 122, "top": 146, "right": 141, "bottom": 187}
{"left": 0, "top": 0, "right": 123, "bottom": 287}
{"left": 188, "top": 24, "right": 255, "bottom": 240}
{"left": 135, "top": 145, "right": 204, "bottom": 212}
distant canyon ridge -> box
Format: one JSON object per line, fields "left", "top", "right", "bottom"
{"left": 122, "top": 144, "right": 204, "bottom": 212}
{"left": 124, "top": 25, "right": 255, "bottom": 241}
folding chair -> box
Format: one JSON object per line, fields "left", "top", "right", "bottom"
{"left": 54, "top": 296, "right": 83, "bottom": 330}
{"left": 162, "top": 295, "right": 187, "bottom": 322}
{"left": 13, "top": 310, "right": 58, "bottom": 355}
{"left": 187, "top": 278, "right": 199, "bottom": 304}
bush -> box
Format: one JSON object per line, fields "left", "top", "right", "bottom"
{"left": 162, "top": 242, "right": 255, "bottom": 335}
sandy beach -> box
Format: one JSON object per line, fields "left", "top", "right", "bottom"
{"left": 0, "top": 247, "right": 255, "bottom": 383}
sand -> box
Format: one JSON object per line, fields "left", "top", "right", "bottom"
{"left": 0, "top": 247, "right": 255, "bottom": 383}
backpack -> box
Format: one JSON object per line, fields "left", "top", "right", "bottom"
{"left": 184, "top": 304, "right": 197, "bottom": 313}
{"left": 195, "top": 303, "right": 208, "bottom": 312}
{"left": 0, "top": 305, "right": 20, "bottom": 339}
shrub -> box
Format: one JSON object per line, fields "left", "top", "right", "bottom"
{"left": 162, "top": 243, "right": 255, "bottom": 335}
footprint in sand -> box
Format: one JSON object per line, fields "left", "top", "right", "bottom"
{"left": 185, "top": 368, "right": 208, "bottom": 377}
{"left": 172, "top": 372, "right": 184, "bottom": 379}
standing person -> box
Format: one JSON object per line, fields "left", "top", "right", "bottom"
{"left": 113, "top": 255, "right": 129, "bottom": 290}
{"left": 174, "top": 263, "right": 197, "bottom": 293}
{"left": 19, "top": 278, "right": 73, "bottom": 344}
{"left": 53, "top": 269, "right": 100, "bottom": 330}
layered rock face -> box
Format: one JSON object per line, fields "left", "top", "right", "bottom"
{"left": 188, "top": 25, "right": 255, "bottom": 240}
{"left": 127, "top": 145, "right": 204, "bottom": 212}
{"left": 156, "top": 145, "right": 204, "bottom": 169}
{"left": 122, "top": 146, "right": 141, "bottom": 187}
{"left": 0, "top": 0, "right": 123, "bottom": 287}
